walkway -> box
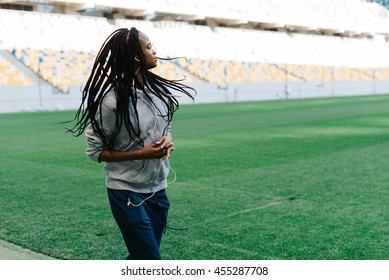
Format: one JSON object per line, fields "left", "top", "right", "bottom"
{"left": 0, "top": 239, "right": 55, "bottom": 260}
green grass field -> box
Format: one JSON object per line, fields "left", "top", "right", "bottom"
{"left": 1, "top": 94, "right": 389, "bottom": 260}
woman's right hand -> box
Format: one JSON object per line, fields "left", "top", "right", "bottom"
{"left": 98, "top": 142, "right": 173, "bottom": 162}
{"left": 140, "top": 143, "right": 172, "bottom": 160}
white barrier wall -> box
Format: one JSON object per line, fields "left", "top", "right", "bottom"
{"left": 0, "top": 80, "right": 388, "bottom": 113}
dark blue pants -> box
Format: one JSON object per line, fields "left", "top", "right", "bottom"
{"left": 107, "top": 188, "right": 170, "bottom": 260}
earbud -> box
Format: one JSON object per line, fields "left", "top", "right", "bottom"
{"left": 134, "top": 57, "right": 140, "bottom": 62}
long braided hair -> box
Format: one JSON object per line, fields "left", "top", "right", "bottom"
{"left": 68, "top": 27, "right": 195, "bottom": 148}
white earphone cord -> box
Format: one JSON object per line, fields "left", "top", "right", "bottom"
{"left": 127, "top": 166, "right": 176, "bottom": 207}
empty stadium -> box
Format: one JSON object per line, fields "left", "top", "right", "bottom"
{"left": 1, "top": 0, "right": 389, "bottom": 112}
{"left": 1, "top": 0, "right": 389, "bottom": 262}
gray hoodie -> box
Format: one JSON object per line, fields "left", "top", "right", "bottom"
{"left": 85, "top": 89, "right": 171, "bottom": 193}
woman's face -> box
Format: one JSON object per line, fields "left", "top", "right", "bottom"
{"left": 138, "top": 32, "right": 157, "bottom": 69}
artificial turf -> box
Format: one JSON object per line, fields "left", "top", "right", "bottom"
{"left": 0, "top": 94, "right": 388, "bottom": 259}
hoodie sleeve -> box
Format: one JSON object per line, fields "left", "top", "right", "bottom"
{"left": 85, "top": 93, "right": 117, "bottom": 162}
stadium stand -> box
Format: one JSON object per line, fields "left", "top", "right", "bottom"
{"left": 10, "top": 48, "right": 96, "bottom": 92}
{"left": 0, "top": 0, "right": 389, "bottom": 111}
{"left": 0, "top": 53, "right": 35, "bottom": 86}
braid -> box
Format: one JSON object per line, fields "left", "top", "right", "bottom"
{"left": 68, "top": 27, "right": 196, "bottom": 148}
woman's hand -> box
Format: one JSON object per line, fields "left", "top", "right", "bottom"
{"left": 155, "top": 133, "right": 175, "bottom": 161}
{"left": 98, "top": 133, "right": 174, "bottom": 162}
{"left": 140, "top": 142, "right": 172, "bottom": 160}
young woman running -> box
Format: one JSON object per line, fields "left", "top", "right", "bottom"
{"left": 69, "top": 27, "right": 195, "bottom": 259}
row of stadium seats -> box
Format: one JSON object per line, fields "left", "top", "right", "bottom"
{"left": 3, "top": 47, "right": 389, "bottom": 90}
{"left": 180, "top": 58, "right": 389, "bottom": 87}
{"left": 5, "top": 48, "right": 203, "bottom": 91}
{"left": 0, "top": 9, "right": 388, "bottom": 91}
{"left": 212, "top": 27, "right": 389, "bottom": 67}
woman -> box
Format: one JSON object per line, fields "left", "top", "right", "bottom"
{"left": 69, "top": 27, "right": 195, "bottom": 259}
